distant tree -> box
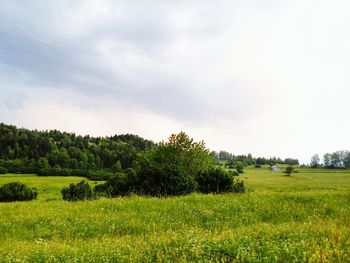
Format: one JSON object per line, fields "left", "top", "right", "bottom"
{"left": 284, "top": 158, "right": 299, "bottom": 165}
{"left": 344, "top": 152, "right": 350, "bottom": 169}
{"left": 331, "top": 151, "right": 343, "bottom": 168}
{"left": 323, "top": 153, "right": 332, "bottom": 168}
{"left": 310, "top": 154, "right": 320, "bottom": 168}
{"left": 284, "top": 165, "right": 294, "bottom": 176}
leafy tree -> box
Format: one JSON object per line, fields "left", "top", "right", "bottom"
{"left": 0, "top": 182, "right": 38, "bottom": 202}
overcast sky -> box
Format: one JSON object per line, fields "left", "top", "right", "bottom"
{"left": 1, "top": 0, "right": 350, "bottom": 163}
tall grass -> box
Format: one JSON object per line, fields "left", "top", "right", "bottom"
{"left": 0, "top": 168, "right": 349, "bottom": 262}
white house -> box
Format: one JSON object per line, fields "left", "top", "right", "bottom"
{"left": 271, "top": 165, "right": 280, "bottom": 171}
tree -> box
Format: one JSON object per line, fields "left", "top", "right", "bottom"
{"left": 344, "top": 152, "right": 350, "bottom": 168}
{"left": 284, "top": 165, "right": 294, "bottom": 176}
{"left": 310, "top": 154, "right": 320, "bottom": 168}
{"left": 323, "top": 153, "right": 332, "bottom": 168}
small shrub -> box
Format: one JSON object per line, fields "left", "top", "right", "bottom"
{"left": 0, "top": 182, "right": 38, "bottom": 202}
{"left": 254, "top": 164, "right": 262, "bottom": 168}
{"left": 61, "top": 180, "right": 94, "bottom": 201}
{"left": 0, "top": 166, "right": 7, "bottom": 174}
{"left": 284, "top": 165, "right": 294, "bottom": 176}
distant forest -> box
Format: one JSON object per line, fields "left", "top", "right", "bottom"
{"left": 0, "top": 123, "right": 298, "bottom": 177}
{"left": 0, "top": 123, "right": 155, "bottom": 175}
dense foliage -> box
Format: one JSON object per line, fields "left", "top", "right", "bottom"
{"left": 0, "top": 182, "right": 38, "bottom": 202}
{"left": 196, "top": 167, "right": 235, "bottom": 193}
{"left": 61, "top": 180, "right": 95, "bottom": 201}
{"left": 0, "top": 123, "right": 155, "bottom": 175}
{"left": 96, "top": 132, "right": 245, "bottom": 196}
{"left": 133, "top": 132, "right": 213, "bottom": 196}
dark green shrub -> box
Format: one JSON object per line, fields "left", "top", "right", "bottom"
{"left": 95, "top": 173, "right": 130, "bottom": 197}
{"left": 284, "top": 165, "right": 294, "bottom": 176}
{"left": 196, "top": 167, "right": 234, "bottom": 194}
{"left": 255, "top": 164, "right": 262, "bottom": 168}
{"left": 61, "top": 180, "right": 94, "bottom": 201}
{"left": 232, "top": 179, "right": 246, "bottom": 193}
{"left": 136, "top": 160, "right": 197, "bottom": 196}
{"left": 0, "top": 182, "right": 38, "bottom": 202}
{"left": 0, "top": 166, "right": 7, "bottom": 174}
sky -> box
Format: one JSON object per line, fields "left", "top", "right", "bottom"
{"left": 1, "top": 0, "right": 350, "bottom": 164}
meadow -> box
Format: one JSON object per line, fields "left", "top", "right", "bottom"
{"left": 0, "top": 167, "right": 349, "bottom": 262}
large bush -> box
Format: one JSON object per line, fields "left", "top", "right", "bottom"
{"left": 196, "top": 167, "right": 234, "bottom": 194}
{"left": 61, "top": 180, "right": 94, "bottom": 201}
{"left": 134, "top": 132, "right": 213, "bottom": 196}
{"left": 0, "top": 166, "right": 7, "bottom": 174}
{"left": 135, "top": 160, "right": 197, "bottom": 196}
{"left": 0, "top": 182, "right": 38, "bottom": 202}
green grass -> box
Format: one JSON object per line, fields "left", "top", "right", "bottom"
{"left": 0, "top": 168, "right": 350, "bottom": 262}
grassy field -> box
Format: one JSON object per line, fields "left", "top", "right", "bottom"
{"left": 0, "top": 167, "right": 349, "bottom": 262}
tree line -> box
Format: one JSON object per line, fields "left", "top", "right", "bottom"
{"left": 212, "top": 151, "right": 299, "bottom": 166}
{"left": 311, "top": 151, "right": 350, "bottom": 168}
